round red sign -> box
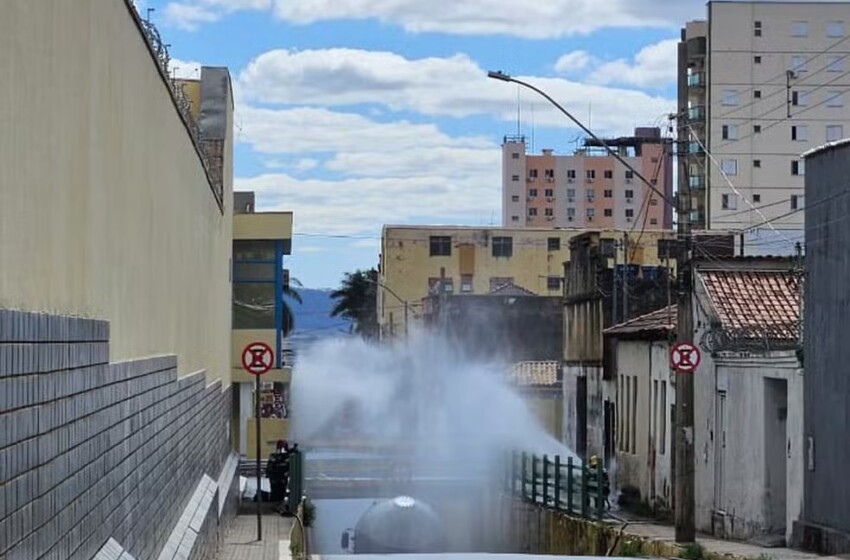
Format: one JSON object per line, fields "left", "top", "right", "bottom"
{"left": 671, "top": 342, "right": 701, "bottom": 373}
{"left": 241, "top": 342, "right": 274, "bottom": 375}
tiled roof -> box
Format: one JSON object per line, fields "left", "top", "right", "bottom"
{"left": 604, "top": 305, "right": 677, "bottom": 336}
{"left": 508, "top": 361, "right": 560, "bottom": 387}
{"left": 699, "top": 269, "right": 799, "bottom": 339}
{"left": 490, "top": 282, "right": 537, "bottom": 296}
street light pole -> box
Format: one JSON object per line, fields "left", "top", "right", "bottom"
{"left": 366, "top": 277, "right": 410, "bottom": 338}
{"left": 488, "top": 70, "right": 695, "bottom": 542}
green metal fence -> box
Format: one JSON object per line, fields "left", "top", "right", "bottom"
{"left": 506, "top": 451, "right": 608, "bottom": 520}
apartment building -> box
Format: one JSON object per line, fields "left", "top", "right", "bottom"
{"left": 679, "top": 1, "right": 850, "bottom": 254}
{"left": 501, "top": 128, "right": 674, "bottom": 231}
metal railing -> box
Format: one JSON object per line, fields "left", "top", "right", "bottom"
{"left": 506, "top": 451, "right": 608, "bottom": 520}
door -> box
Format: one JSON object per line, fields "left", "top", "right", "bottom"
{"left": 764, "top": 378, "right": 788, "bottom": 533}
{"left": 604, "top": 401, "right": 615, "bottom": 465}
{"left": 714, "top": 391, "right": 727, "bottom": 512}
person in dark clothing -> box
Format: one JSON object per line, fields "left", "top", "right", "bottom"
{"left": 587, "top": 455, "right": 611, "bottom": 511}
{"left": 267, "top": 440, "right": 291, "bottom": 507}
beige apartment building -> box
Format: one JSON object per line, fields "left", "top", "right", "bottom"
{"left": 680, "top": 1, "right": 850, "bottom": 253}
{"left": 501, "top": 128, "right": 674, "bottom": 231}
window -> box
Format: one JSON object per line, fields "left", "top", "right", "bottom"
{"left": 529, "top": 168, "right": 538, "bottom": 179}
{"left": 492, "top": 236, "right": 513, "bottom": 257}
{"left": 792, "top": 90, "right": 809, "bottom": 106}
{"left": 721, "top": 89, "right": 740, "bottom": 106}
{"left": 544, "top": 207, "right": 554, "bottom": 217}
{"left": 754, "top": 20, "right": 762, "bottom": 37}
{"left": 567, "top": 169, "right": 577, "bottom": 179}
{"left": 586, "top": 208, "right": 596, "bottom": 219}
{"left": 827, "top": 124, "right": 844, "bottom": 142}
{"left": 567, "top": 188, "right": 576, "bottom": 199}
{"left": 528, "top": 207, "right": 538, "bottom": 216}
{"left": 753, "top": 194, "right": 762, "bottom": 203}
{"left": 828, "top": 21, "right": 845, "bottom": 38}
{"left": 625, "top": 208, "right": 635, "bottom": 219}
{"left": 791, "top": 55, "right": 807, "bottom": 73}
{"left": 441, "top": 278, "right": 454, "bottom": 293}
{"left": 511, "top": 152, "right": 520, "bottom": 159}
{"left": 791, "top": 195, "right": 805, "bottom": 210}
{"left": 547, "top": 276, "right": 561, "bottom": 291}
{"left": 461, "top": 275, "right": 473, "bottom": 292}
{"left": 722, "top": 124, "right": 739, "bottom": 140}
{"left": 659, "top": 381, "right": 667, "bottom": 454}
{"left": 604, "top": 189, "right": 613, "bottom": 198}
{"left": 754, "top": 159, "right": 762, "bottom": 168}
{"left": 827, "top": 90, "right": 844, "bottom": 107}
{"left": 604, "top": 208, "right": 613, "bottom": 217}
{"left": 511, "top": 215, "right": 519, "bottom": 222}
{"left": 511, "top": 175, "right": 519, "bottom": 181}
{"left": 604, "top": 170, "right": 613, "bottom": 179}
{"left": 754, "top": 90, "right": 762, "bottom": 99}
{"left": 631, "top": 376, "right": 637, "bottom": 454}
{"left": 586, "top": 169, "right": 596, "bottom": 180}
{"left": 792, "top": 125, "right": 808, "bottom": 141}
{"left": 429, "top": 236, "right": 452, "bottom": 256}
{"left": 828, "top": 56, "right": 843, "bottom": 72}
{"left": 721, "top": 158, "right": 738, "bottom": 175}
{"left": 754, "top": 124, "right": 762, "bottom": 134}
{"left": 567, "top": 207, "right": 576, "bottom": 219}
{"left": 721, "top": 193, "right": 738, "bottom": 210}
{"left": 586, "top": 188, "right": 596, "bottom": 200}
{"left": 625, "top": 189, "right": 635, "bottom": 199}
{"left": 649, "top": 198, "right": 658, "bottom": 206}
{"left": 650, "top": 218, "right": 658, "bottom": 225}
{"left": 547, "top": 237, "right": 561, "bottom": 251}
{"left": 529, "top": 188, "right": 538, "bottom": 197}
{"left": 544, "top": 168, "right": 555, "bottom": 179}
{"left": 792, "top": 159, "right": 805, "bottom": 176}
{"left": 544, "top": 188, "right": 554, "bottom": 197}
{"left": 625, "top": 170, "right": 634, "bottom": 180}
{"left": 754, "top": 55, "right": 762, "bottom": 64}
{"left": 511, "top": 195, "right": 519, "bottom": 202}
{"left": 791, "top": 21, "right": 809, "bottom": 37}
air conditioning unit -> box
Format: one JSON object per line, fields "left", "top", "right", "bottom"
{"left": 567, "top": 178, "right": 575, "bottom": 183}
{"left": 588, "top": 217, "right": 594, "bottom": 222}
{"left": 547, "top": 216, "right": 555, "bottom": 221}
{"left": 527, "top": 196, "right": 533, "bottom": 201}
{"left": 547, "top": 197, "right": 555, "bottom": 202}
{"left": 626, "top": 197, "right": 634, "bottom": 203}
{"left": 567, "top": 216, "right": 574, "bottom": 222}
{"left": 587, "top": 197, "right": 595, "bottom": 203}
{"left": 626, "top": 217, "right": 634, "bottom": 222}
{"left": 625, "top": 178, "right": 633, "bottom": 183}
{"left": 586, "top": 178, "right": 594, "bottom": 183}
{"left": 547, "top": 177, "right": 555, "bottom": 183}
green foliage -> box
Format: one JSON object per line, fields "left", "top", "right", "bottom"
{"left": 679, "top": 542, "right": 704, "bottom": 560}
{"left": 619, "top": 538, "right": 643, "bottom": 557}
{"left": 330, "top": 268, "right": 379, "bottom": 339}
{"left": 302, "top": 497, "right": 316, "bottom": 528}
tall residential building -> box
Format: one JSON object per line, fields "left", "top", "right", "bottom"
{"left": 501, "top": 128, "right": 674, "bottom": 230}
{"left": 679, "top": 1, "right": 850, "bottom": 254}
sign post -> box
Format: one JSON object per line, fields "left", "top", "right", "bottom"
{"left": 242, "top": 341, "right": 274, "bottom": 541}
{"left": 670, "top": 342, "right": 701, "bottom": 373}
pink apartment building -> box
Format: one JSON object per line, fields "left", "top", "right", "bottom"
{"left": 502, "top": 127, "right": 674, "bottom": 230}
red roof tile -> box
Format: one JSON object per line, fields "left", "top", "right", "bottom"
{"left": 604, "top": 305, "right": 677, "bottom": 336}
{"left": 490, "top": 282, "right": 537, "bottom": 296}
{"left": 699, "top": 269, "right": 799, "bottom": 339}
{"left": 508, "top": 361, "right": 560, "bottom": 387}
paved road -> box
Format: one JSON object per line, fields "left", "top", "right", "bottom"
{"left": 217, "top": 510, "right": 294, "bottom": 560}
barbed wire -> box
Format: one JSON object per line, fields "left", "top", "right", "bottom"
{"left": 699, "top": 325, "right": 798, "bottom": 353}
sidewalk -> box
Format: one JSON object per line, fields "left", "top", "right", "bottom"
{"left": 613, "top": 519, "right": 839, "bottom": 560}
{"left": 217, "top": 508, "right": 294, "bottom": 560}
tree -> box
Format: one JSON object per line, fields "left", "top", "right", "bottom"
{"left": 282, "top": 277, "right": 303, "bottom": 336}
{"left": 330, "top": 268, "right": 379, "bottom": 339}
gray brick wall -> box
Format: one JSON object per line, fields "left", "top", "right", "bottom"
{"left": 0, "top": 310, "right": 234, "bottom": 559}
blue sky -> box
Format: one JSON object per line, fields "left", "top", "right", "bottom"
{"left": 137, "top": 0, "right": 709, "bottom": 288}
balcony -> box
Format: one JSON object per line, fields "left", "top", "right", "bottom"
{"left": 689, "top": 174, "right": 705, "bottom": 188}
{"left": 688, "top": 72, "right": 706, "bottom": 88}
{"left": 688, "top": 141, "right": 704, "bottom": 155}
{"left": 688, "top": 106, "right": 706, "bottom": 121}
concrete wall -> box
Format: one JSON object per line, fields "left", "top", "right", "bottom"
{"left": 614, "top": 340, "right": 674, "bottom": 512}
{"left": 693, "top": 344, "right": 803, "bottom": 542}
{"left": 0, "top": 0, "right": 233, "bottom": 382}
{"left": 796, "top": 140, "right": 850, "bottom": 552}
{"left": 0, "top": 310, "right": 237, "bottom": 560}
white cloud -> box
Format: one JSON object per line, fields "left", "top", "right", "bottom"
{"left": 294, "top": 158, "right": 320, "bottom": 172}
{"left": 238, "top": 49, "right": 674, "bottom": 134}
{"left": 168, "top": 57, "right": 203, "bottom": 79}
{"left": 588, "top": 38, "right": 680, "bottom": 88}
{"left": 164, "top": 3, "right": 219, "bottom": 31}
{"left": 297, "top": 245, "right": 331, "bottom": 254}
{"left": 554, "top": 51, "right": 593, "bottom": 74}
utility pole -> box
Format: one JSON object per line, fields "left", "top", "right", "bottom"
{"left": 622, "top": 233, "right": 629, "bottom": 322}
{"left": 674, "top": 112, "right": 695, "bottom": 542}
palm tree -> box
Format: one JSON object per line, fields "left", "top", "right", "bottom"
{"left": 330, "top": 268, "right": 379, "bottom": 339}
{"left": 282, "top": 277, "right": 303, "bottom": 336}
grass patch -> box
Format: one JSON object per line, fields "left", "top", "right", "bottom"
{"left": 619, "top": 538, "right": 643, "bottom": 557}
{"left": 679, "top": 542, "right": 704, "bottom": 560}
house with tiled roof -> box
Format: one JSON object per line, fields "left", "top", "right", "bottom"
{"left": 603, "top": 305, "right": 677, "bottom": 515}
{"left": 692, "top": 257, "right": 803, "bottom": 544}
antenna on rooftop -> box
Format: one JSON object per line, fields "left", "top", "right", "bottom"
{"left": 516, "top": 86, "right": 521, "bottom": 138}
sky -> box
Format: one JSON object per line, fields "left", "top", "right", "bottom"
{"left": 137, "top": 0, "right": 714, "bottom": 288}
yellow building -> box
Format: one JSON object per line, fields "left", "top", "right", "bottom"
{"left": 230, "top": 191, "right": 294, "bottom": 459}
{"left": 378, "top": 226, "right": 674, "bottom": 338}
